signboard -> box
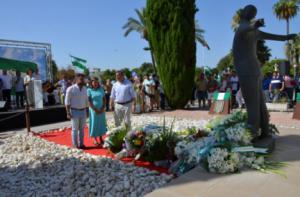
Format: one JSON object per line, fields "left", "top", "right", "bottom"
{"left": 209, "top": 91, "right": 231, "bottom": 115}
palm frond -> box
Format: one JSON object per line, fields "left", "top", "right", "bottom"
{"left": 135, "top": 8, "right": 146, "bottom": 26}
{"left": 195, "top": 21, "right": 210, "bottom": 50}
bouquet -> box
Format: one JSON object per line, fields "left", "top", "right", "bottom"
{"left": 103, "top": 126, "right": 128, "bottom": 153}
{"left": 116, "top": 129, "right": 146, "bottom": 160}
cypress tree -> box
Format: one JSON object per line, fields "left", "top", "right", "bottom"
{"left": 146, "top": 0, "right": 196, "bottom": 108}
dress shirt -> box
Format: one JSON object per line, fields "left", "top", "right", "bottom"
{"left": 65, "top": 84, "right": 88, "bottom": 109}
{"left": 0, "top": 75, "right": 12, "bottom": 89}
{"left": 110, "top": 79, "right": 136, "bottom": 103}
{"left": 14, "top": 76, "right": 25, "bottom": 92}
{"left": 58, "top": 79, "right": 68, "bottom": 94}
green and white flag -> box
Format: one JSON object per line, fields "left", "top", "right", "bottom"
{"left": 70, "top": 55, "right": 89, "bottom": 75}
{"left": 213, "top": 91, "right": 231, "bottom": 101}
{"left": 70, "top": 55, "right": 87, "bottom": 64}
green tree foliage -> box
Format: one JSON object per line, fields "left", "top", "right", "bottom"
{"left": 257, "top": 40, "right": 272, "bottom": 64}
{"left": 146, "top": 0, "right": 197, "bottom": 108}
{"left": 290, "top": 34, "right": 300, "bottom": 64}
{"left": 132, "top": 62, "right": 154, "bottom": 77}
{"left": 262, "top": 59, "right": 287, "bottom": 76}
{"left": 51, "top": 60, "right": 58, "bottom": 82}
{"left": 216, "top": 52, "right": 234, "bottom": 73}
{"left": 56, "top": 68, "right": 75, "bottom": 81}
{"left": 101, "top": 69, "right": 116, "bottom": 82}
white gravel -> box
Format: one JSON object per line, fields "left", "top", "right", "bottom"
{"left": 0, "top": 116, "right": 207, "bottom": 196}
{"left": 0, "top": 134, "right": 173, "bottom": 197}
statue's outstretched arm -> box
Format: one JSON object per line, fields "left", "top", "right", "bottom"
{"left": 259, "top": 31, "right": 296, "bottom": 41}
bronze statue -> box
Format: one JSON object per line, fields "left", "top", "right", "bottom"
{"left": 232, "top": 5, "right": 296, "bottom": 139}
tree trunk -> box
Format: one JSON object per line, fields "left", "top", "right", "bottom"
{"left": 286, "top": 18, "right": 290, "bottom": 35}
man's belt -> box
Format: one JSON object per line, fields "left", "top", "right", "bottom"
{"left": 71, "top": 108, "right": 86, "bottom": 111}
{"left": 116, "top": 100, "right": 132, "bottom": 105}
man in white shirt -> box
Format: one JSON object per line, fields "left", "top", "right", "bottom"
{"left": 65, "top": 73, "right": 88, "bottom": 149}
{"left": 0, "top": 70, "right": 12, "bottom": 110}
{"left": 110, "top": 70, "right": 136, "bottom": 129}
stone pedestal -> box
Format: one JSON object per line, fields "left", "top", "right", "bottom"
{"left": 293, "top": 103, "right": 300, "bottom": 120}
{"left": 253, "top": 135, "right": 276, "bottom": 153}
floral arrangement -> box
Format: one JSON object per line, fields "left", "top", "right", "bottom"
{"left": 103, "top": 126, "right": 128, "bottom": 153}
{"left": 115, "top": 129, "right": 146, "bottom": 160}
{"left": 143, "top": 118, "right": 179, "bottom": 163}
{"left": 170, "top": 111, "right": 283, "bottom": 176}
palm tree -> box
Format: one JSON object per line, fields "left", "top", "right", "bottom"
{"left": 290, "top": 34, "right": 300, "bottom": 64}
{"left": 195, "top": 21, "right": 210, "bottom": 50}
{"left": 123, "top": 8, "right": 155, "bottom": 74}
{"left": 273, "top": 0, "right": 299, "bottom": 35}
{"left": 123, "top": 8, "right": 210, "bottom": 74}
{"left": 231, "top": 9, "right": 243, "bottom": 31}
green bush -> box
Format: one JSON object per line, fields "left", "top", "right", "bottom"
{"left": 146, "top": 0, "right": 197, "bottom": 108}
{"left": 144, "top": 118, "right": 179, "bottom": 162}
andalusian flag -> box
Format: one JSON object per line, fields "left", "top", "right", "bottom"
{"left": 203, "top": 66, "right": 212, "bottom": 76}
{"left": 70, "top": 55, "right": 89, "bottom": 75}
{"left": 213, "top": 91, "right": 231, "bottom": 101}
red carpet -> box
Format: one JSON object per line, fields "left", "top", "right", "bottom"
{"left": 36, "top": 128, "right": 169, "bottom": 174}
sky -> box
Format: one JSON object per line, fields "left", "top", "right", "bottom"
{"left": 0, "top": 0, "right": 299, "bottom": 70}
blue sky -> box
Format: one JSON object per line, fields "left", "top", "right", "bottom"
{"left": 0, "top": 0, "right": 299, "bottom": 70}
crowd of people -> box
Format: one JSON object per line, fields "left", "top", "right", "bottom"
{"left": 1, "top": 67, "right": 300, "bottom": 114}
{"left": 0, "top": 69, "right": 41, "bottom": 110}
{"left": 193, "top": 70, "right": 244, "bottom": 109}
{"left": 192, "top": 70, "right": 300, "bottom": 110}
{"left": 263, "top": 71, "right": 300, "bottom": 106}
{"left": 0, "top": 69, "right": 71, "bottom": 111}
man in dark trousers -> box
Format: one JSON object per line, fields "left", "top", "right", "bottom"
{"left": 232, "top": 4, "right": 296, "bottom": 139}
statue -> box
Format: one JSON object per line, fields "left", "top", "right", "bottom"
{"left": 232, "top": 5, "right": 296, "bottom": 140}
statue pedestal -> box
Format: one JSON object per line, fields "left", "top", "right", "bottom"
{"left": 209, "top": 92, "right": 231, "bottom": 115}
{"left": 293, "top": 103, "right": 300, "bottom": 120}
{"left": 253, "top": 135, "right": 276, "bottom": 153}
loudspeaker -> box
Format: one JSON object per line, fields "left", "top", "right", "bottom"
{"left": 279, "top": 61, "right": 290, "bottom": 76}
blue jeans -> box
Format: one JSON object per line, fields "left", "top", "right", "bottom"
{"left": 71, "top": 109, "right": 87, "bottom": 147}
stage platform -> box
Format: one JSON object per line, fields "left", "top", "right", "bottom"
{"left": 0, "top": 105, "right": 68, "bottom": 132}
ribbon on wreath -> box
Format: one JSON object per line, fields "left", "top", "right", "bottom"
{"left": 231, "top": 146, "right": 268, "bottom": 154}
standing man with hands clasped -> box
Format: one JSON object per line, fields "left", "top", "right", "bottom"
{"left": 65, "top": 73, "right": 88, "bottom": 149}
{"left": 110, "top": 70, "right": 136, "bottom": 130}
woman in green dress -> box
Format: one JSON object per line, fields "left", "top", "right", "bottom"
{"left": 87, "top": 77, "right": 107, "bottom": 145}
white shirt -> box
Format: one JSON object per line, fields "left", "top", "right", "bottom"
{"left": 111, "top": 79, "right": 136, "bottom": 103}
{"left": 143, "top": 79, "right": 155, "bottom": 94}
{"left": 0, "top": 75, "right": 12, "bottom": 90}
{"left": 65, "top": 84, "right": 88, "bottom": 109}
{"left": 24, "top": 75, "right": 34, "bottom": 85}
